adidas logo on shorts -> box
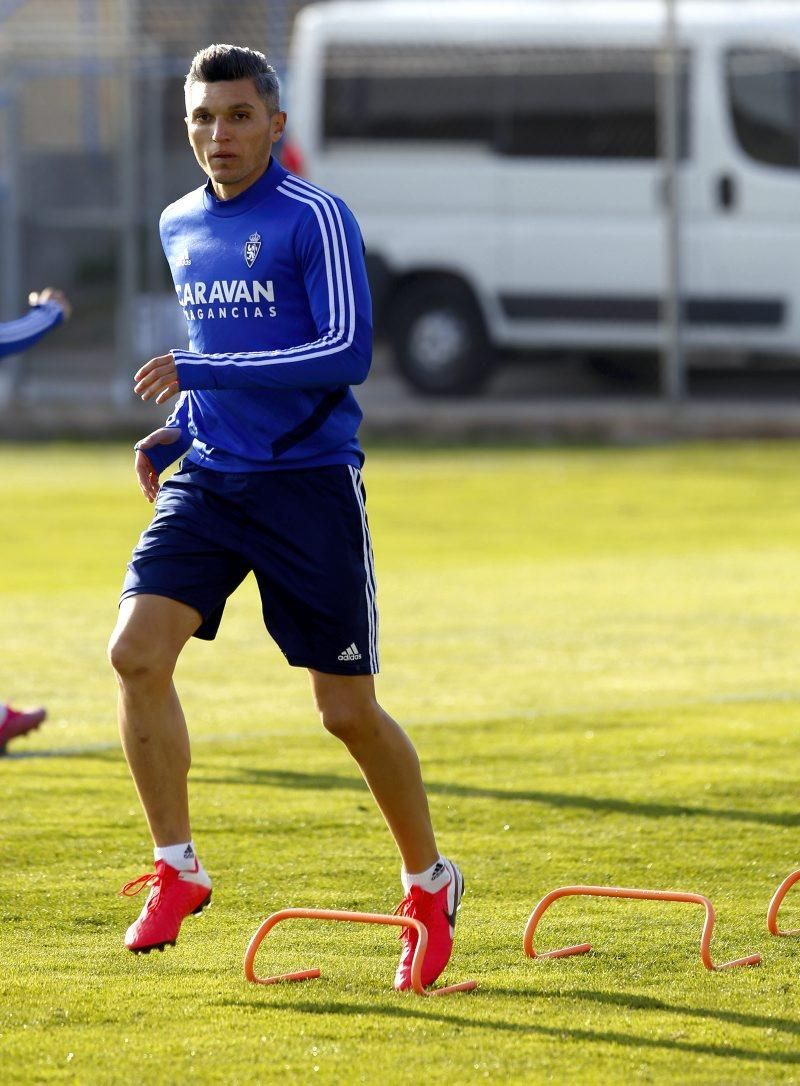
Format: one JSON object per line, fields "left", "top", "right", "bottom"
{"left": 337, "top": 642, "right": 362, "bottom": 662}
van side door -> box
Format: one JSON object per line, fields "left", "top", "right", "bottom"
{"left": 494, "top": 44, "right": 695, "bottom": 354}
{"left": 693, "top": 41, "right": 800, "bottom": 356}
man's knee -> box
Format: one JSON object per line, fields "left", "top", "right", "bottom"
{"left": 109, "top": 596, "right": 198, "bottom": 684}
{"left": 108, "top": 617, "right": 180, "bottom": 685}
{"left": 317, "top": 697, "right": 382, "bottom": 745}
{"left": 107, "top": 630, "right": 170, "bottom": 685}
{"left": 310, "top": 673, "right": 384, "bottom": 744}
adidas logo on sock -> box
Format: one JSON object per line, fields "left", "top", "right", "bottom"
{"left": 430, "top": 861, "right": 447, "bottom": 883}
{"left": 183, "top": 845, "right": 195, "bottom": 860}
{"left": 337, "top": 642, "right": 362, "bottom": 662}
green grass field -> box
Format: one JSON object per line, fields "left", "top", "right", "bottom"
{"left": 3, "top": 440, "right": 800, "bottom": 1084}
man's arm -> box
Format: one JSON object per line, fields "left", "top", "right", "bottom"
{"left": 0, "top": 289, "right": 71, "bottom": 360}
{"left": 135, "top": 194, "right": 372, "bottom": 403}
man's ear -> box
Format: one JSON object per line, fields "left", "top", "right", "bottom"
{"left": 271, "top": 111, "right": 287, "bottom": 142}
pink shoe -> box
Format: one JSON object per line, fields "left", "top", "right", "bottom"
{"left": 121, "top": 859, "right": 212, "bottom": 952}
{"left": 393, "top": 859, "right": 464, "bottom": 991}
{"left": 0, "top": 704, "right": 46, "bottom": 751}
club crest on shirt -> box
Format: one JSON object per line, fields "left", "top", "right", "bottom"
{"left": 244, "top": 232, "right": 262, "bottom": 269}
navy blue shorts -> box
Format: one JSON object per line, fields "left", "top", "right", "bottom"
{"left": 120, "top": 461, "right": 379, "bottom": 675}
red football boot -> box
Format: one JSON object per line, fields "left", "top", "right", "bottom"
{"left": 121, "top": 859, "right": 212, "bottom": 953}
{"left": 394, "top": 859, "right": 464, "bottom": 991}
{"left": 0, "top": 704, "right": 46, "bottom": 752}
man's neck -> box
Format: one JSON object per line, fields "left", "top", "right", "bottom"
{"left": 209, "top": 158, "right": 271, "bottom": 201}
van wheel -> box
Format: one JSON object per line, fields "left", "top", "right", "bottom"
{"left": 388, "top": 281, "right": 494, "bottom": 395}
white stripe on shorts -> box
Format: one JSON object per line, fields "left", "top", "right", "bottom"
{"left": 348, "top": 465, "right": 379, "bottom": 673}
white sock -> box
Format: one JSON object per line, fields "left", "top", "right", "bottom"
{"left": 0, "top": 704, "right": 7, "bottom": 727}
{"left": 154, "top": 841, "right": 203, "bottom": 873}
{"left": 402, "top": 856, "right": 451, "bottom": 894}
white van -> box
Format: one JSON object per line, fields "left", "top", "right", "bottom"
{"left": 286, "top": 1, "right": 800, "bottom": 394}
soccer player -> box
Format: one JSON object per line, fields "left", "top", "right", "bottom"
{"left": 109, "top": 45, "right": 464, "bottom": 990}
{"left": 0, "top": 286, "right": 71, "bottom": 752}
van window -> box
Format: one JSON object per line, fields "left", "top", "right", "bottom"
{"left": 322, "top": 44, "right": 689, "bottom": 160}
{"left": 494, "top": 49, "right": 689, "bottom": 160}
{"left": 322, "top": 44, "right": 495, "bottom": 145}
{"left": 727, "top": 48, "right": 800, "bottom": 168}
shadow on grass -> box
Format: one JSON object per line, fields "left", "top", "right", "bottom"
{"left": 11, "top": 749, "right": 798, "bottom": 828}
{"left": 492, "top": 986, "right": 800, "bottom": 1036}
{"left": 192, "top": 766, "right": 800, "bottom": 828}
{"left": 214, "top": 994, "right": 800, "bottom": 1065}
{"left": 1, "top": 743, "right": 119, "bottom": 761}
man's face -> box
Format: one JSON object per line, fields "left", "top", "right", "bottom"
{"left": 185, "top": 77, "right": 285, "bottom": 199}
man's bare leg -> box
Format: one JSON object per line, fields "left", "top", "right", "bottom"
{"left": 108, "top": 594, "right": 201, "bottom": 845}
{"left": 109, "top": 595, "right": 212, "bottom": 953}
{"left": 308, "top": 670, "right": 439, "bottom": 873}
{"left": 309, "top": 670, "right": 464, "bottom": 990}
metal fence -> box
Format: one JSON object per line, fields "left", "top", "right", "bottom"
{"left": 0, "top": 0, "right": 799, "bottom": 417}
{"left": 0, "top": 0, "right": 305, "bottom": 410}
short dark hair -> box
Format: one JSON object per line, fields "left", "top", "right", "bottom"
{"left": 185, "top": 44, "right": 280, "bottom": 113}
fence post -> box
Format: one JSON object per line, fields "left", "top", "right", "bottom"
{"left": 0, "top": 69, "right": 22, "bottom": 405}
{"left": 660, "top": 0, "right": 685, "bottom": 404}
{"left": 114, "top": 0, "right": 141, "bottom": 408}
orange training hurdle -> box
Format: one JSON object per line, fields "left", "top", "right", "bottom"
{"left": 524, "top": 885, "right": 761, "bottom": 971}
{"left": 244, "top": 907, "right": 478, "bottom": 996}
{"left": 768, "top": 870, "right": 800, "bottom": 937}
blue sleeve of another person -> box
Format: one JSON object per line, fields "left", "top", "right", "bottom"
{"left": 0, "top": 301, "right": 63, "bottom": 359}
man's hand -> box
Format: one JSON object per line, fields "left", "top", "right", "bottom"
{"left": 29, "top": 287, "right": 72, "bottom": 320}
{"left": 134, "top": 353, "right": 180, "bottom": 405}
{"left": 134, "top": 427, "right": 182, "bottom": 502}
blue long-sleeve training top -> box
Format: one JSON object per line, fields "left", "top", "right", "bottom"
{"left": 147, "top": 157, "right": 372, "bottom": 475}
{"left": 0, "top": 301, "right": 63, "bottom": 360}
